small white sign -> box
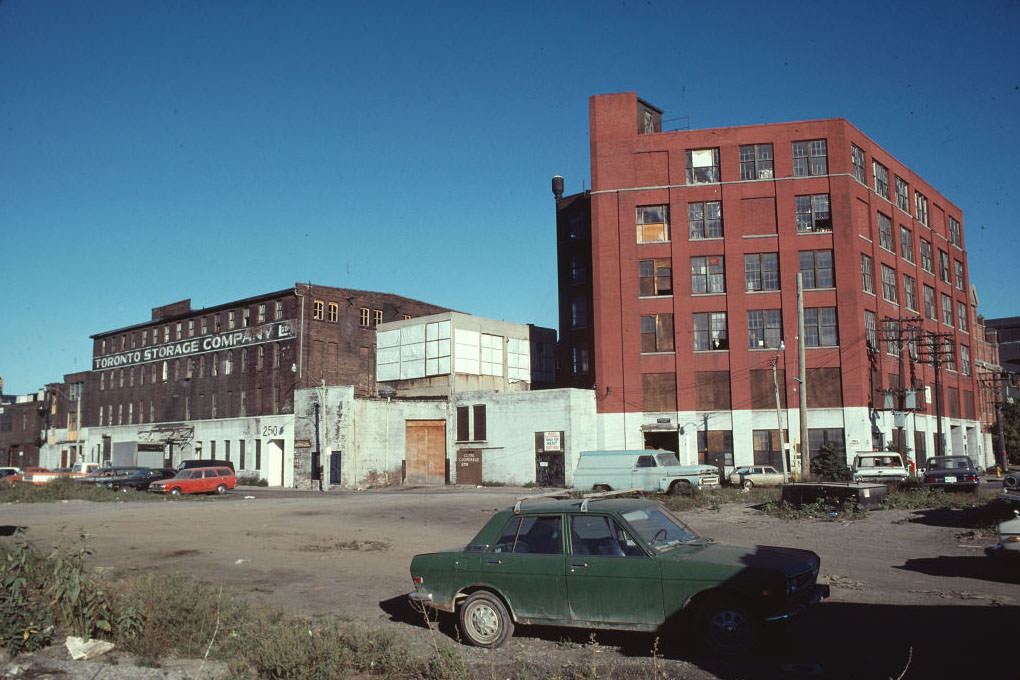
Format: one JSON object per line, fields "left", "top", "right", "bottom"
{"left": 544, "top": 431, "right": 561, "bottom": 452}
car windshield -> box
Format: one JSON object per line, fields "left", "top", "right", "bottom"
{"left": 655, "top": 453, "right": 682, "bottom": 467}
{"left": 621, "top": 506, "right": 703, "bottom": 553}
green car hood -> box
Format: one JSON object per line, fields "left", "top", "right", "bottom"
{"left": 663, "top": 542, "right": 818, "bottom": 579}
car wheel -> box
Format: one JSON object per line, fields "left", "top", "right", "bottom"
{"left": 742, "top": 480, "right": 754, "bottom": 491}
{"left": 669, "top": 480, "right": 692, "bottom": 495}
{"left": 1005, "top": 475, "right": 1019, "bottom": 489}
{"left": 169, "top": 487, "right": 182, "bottom": 496}
{"left": 458, "top": 591, "right": 513, "bottom": 648}
{"left": 593, "top": 484, "right": 611, "bottom": 492}
{"left": 696, "top": 597, "right": 759, "bottom": 656}
{"left": 120, "top": 486, "right": 130, "bottom": 493}
{"left": 216, "top": 484, "right": 227, "bottom": 495}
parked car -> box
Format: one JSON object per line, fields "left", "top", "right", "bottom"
{"left": 77, "top": 467, "right": 145, "bottom": 484}
{"left": 178, "top": 459, "right": 235, "bottom": 472}
{"left": 728, "top": 466, "right": 785, "bottom": 489}
{"left": 572, "top": 450, "right": 720, "bottom": 494}
{"left": 99, "top": 468, "right": 178, "bottom": 492}
{"left": 1004, "top": 471, "right": 1020, "bottom": 491}
{"left": 851, "top": 452, "right": 908, "bottom": 484}
{"left": 921, "top": 456, "right": 979, "bottom": 492}
{"left": 21, "top": 461, "right": 100, "bottom": 485}
{"left": 986, "top": 509, "right": 1020, "bottom": 557}
{"left": 409, "top": 496, "right": 828, "bottom": 655}
{"left": 149, "top": 467, "right": 236, "bottom": 496}
{"left": 0, "top": 467, "right": 22, "bottom": 480}
{"left": 2, "top": 466, "right": 47, "bottom": 484}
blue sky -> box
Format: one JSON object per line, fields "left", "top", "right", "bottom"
{"left": 2, "top": 0, "right": 1018, "bottom": 395}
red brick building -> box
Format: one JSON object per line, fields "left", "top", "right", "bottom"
{"left": 557, "top": 92, "right": 985, "bottom": 470}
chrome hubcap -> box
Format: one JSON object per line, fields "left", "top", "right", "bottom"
{"left": 468, "top": 604, "right": 499, "bottom": 641}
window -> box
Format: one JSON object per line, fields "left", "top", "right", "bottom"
{"left": 851, "top": 144, "right": 866, "bottom": 184}
{"left": 920, "top": 239, "right": 933, "bottom": 273}
{"left": 242, "top": 308, "right": 250, "bottom": 327}
{"left": 686, "top": 148, "right": 719, "bottom": 183}
{"left": 211, "top": 353, "right": 219, "bottom": 376}
{"left": 225, "top": 351, "right": 233, "bottom": 375}
{"left": 878, "top": 212, "right": 894, "bottom": 250}
{"left": 861, "top": 254, "right": 874, "bottom": 294}
{"left": 228, "top": 311, "right": 236, "bottom": 329}
{"left": 359, "top": 307, "right": 370, "bottom": 327}
{"left": 799, "top": 250, "right": 834, "bottom": 289}
{"left": 273, "top": 343, "right": 280, "bottom": 368}
{"left": 915, "top": 191, "right": 929, "bottom": 226}
{"left": 960, "top": 345, "right": 971, "bottom": 376}
{"left": 941, "top": 293, "right": 954, "bottom": 325}
{"left": 804, "top": 307, "right": 838, "bottom": 346}
{"left": 637, "top": 205, "right": 669, "bottom": 242}
{"left": 313, "top": 300, "right": 324, "bottom": 320}
{"left": 953, "top": 260, "right": 965, "bottom": 291}
{"left": 328, "top": 302, "right": 338, "bottom": 322}
{"left": 257, "top": 304, "right": 266, "bottom": 324}
{"left": 938, "top": 250, "right": 950, "bottom": 283}
{"left": 884, "top": 320, "right": 900, "bottom": 357}
{"left": 792, "top": 139, "right": 827, "bottom": 176}
{"left": 639, "top": 258, "right": 673, "bottom": 296}
{"left": 274, "top": 301, "right": 284, "bottom": 320}
{"left": 491, "top": 516, "right": 562, "bottom": 555}
{"left": 257, "top": 345, "right": 264, "bottom": 369}
{"left": 473, "top": 404, "right": 486, "bottom": 441}
{"left": 957, "top": 301, "right": 968, "bottom": 332}
{"left": 100, "top": 372, "right": 105, "bottom": 391}
{"left": 739, "top": 143, "right": 774, "bottom": 180}
{"left": 747, "top": 309, "right": 783, "bottom": 349}
{"left": 865, "top": 310, "right": 878, "bottom": 350}
{"left": 943, "top": 339, "right": 956, "bottom": 372}
{"left": 744, "top": 253, "right": 779, "bottom": 292}
{"left": 873, "top": 161, "right": 889, "bottom": 199}
{"left": 643, "top": 373, "right": 676, "bottom": 411}
{"left": 211, "top": 393, "right": 217, "bottom": 418}
{"left": 795, "top": 194, "right": 831, "bottom": 232}
{"left": 640, "top": 314, "right": 675, "bottom": 353}
{"left": 691, "top": 256, "right": 725, "bottom": 294}
{"left": 688, "top": 201, "right": 723, "bottom": 239}
{"left": 899, "top": 227, "right": 914, "bottom": 262}
{"left": 201, "top": 317, "right": 208, "bottom": 335}
{"left": 880, "top": 264, "right": 898, "bottom": 303}
{"left": 903, "top": 275, "right": 918, "bottom": 311}
{"left": 948, "top": 216, "right": 961, "bottom": 247}
{"left": 570, "top": 298, "right": 588, "bottom": 328}
{"left": 697, "top": 429, "right": 733, "bottom": 463}
{"left": 570, "top": 516, "right": 643, "bottom": 558}
{"left": 693, "top": 312, "right": 728, "bottom": 351}
{"left": 187, "top": 320, "right": 194, "bottom": 337}
{"left": 895, "top": 176, "right": 910, "bottom": 212}
{"left": 373, "top": 309, "right": 383, "bottom": 326}
{"left": 923, "top": 284, "right": 937, "bottom": 320}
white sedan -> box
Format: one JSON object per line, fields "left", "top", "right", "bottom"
{"left": 729, "top": 465, "right": 785, "bottom": 489}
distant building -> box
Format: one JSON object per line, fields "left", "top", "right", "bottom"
{"left": 556, "top": 92, "right": 987, "bottom": 471}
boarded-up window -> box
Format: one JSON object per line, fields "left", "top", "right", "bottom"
{"left": 914, "top": 431, "right": 927, "bottom": 465}
{"left": 695, "top": 371, "right": 731, "bottom": 411}
{"left": 643, "top": 373, "right": 677, "bottom": 412}
{"left": 963, "top": 390, "right": 975, "bottom": 419}
{"left": 697, "top": 430, "right": 733, "bottom": 465}
{"left": 473, "top": 404, "right": 486, "bottom": 441}
{"left": 947, "top": 387, "right": 959, "bottom": 418}
{"left": 741, "top": 197, "right": 777, "bottom": 234}
{"left": 750, "top": 369, "right": 786, "bottom": 409}
{"left": 456, "top": 406, "right": 469, "bottom": 441}
{"left": 641, "top": 314, "right": 674, "bottom": 353}
{"left": 806, "top": 368, "right": 843, "bottom": 408}
{"left": 753, "top": 430, "right": 787, "bottom": 467}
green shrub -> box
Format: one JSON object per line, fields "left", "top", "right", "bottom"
{"left": 810, "top": 442, "right": 851, "bottom": 481}
{"left": 235, "top": 475, "right": 268, "bottom": 487}
{"left": 0, "top": 476, "right": 148, "bottom": 503}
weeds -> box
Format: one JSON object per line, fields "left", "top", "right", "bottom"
{"left": 662, "top": 485, "right": 781, "bottom": 513}
{"left": 0, "top": 477, "right": 161, "bottom": 504}
{"left": 761, "top": 497, "right": 867, "bottom": 521}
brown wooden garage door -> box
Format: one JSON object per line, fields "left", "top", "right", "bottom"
{"left": 405, "top": 420, "right": 446, "bottom": 485}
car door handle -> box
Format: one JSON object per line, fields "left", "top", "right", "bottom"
{"left": 486, "top": 559, "right": 502, "bottom": 565}
{"left": 571, "top": 561, "right": 589, "bottom": 568}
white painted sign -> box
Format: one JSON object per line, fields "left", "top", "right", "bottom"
{"left": 93, "top": 320, "right": 295, "bottom": 371}
{"left": 544, "top": 431, "right": 562, "bottom": 452}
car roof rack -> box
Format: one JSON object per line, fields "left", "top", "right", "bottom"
{"left": 512, "top": 488, "right": 646, "bottom": 514}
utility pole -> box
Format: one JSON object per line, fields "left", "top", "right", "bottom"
{"left": 877, "top": 315, "right": 923, "bottom": 465}
{"left": 917, "top": 331, "right": 955, "bottom": 457}
{"left": 771, "top": 352, "right": 788, "bottom": 479}
{"left": 797, "top": 273, "right": 808, "bottom": 479}
{"left": 979, "top": 371, "right": 1013, "bottom": 474}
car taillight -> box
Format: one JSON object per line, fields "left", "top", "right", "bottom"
{"left": 412, "top": 576, "right": 423, "bottom": 585}
{"left": 924, "top": 477, "right": 936, "bottom": 483}
{"left": 964, "top": 475, "right": 977, "bottom": 482}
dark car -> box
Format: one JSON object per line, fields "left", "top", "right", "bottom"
{"left": 78, "top": 466, "right": 145, "bottom": 484}
{"left": 178, "top": 459, "right": 235, "bottom": 472}
{"left": 409, "top": 496, "right": 828, "bottom": 655}
{"left": 99, "top": 468, "right": 177, "bottom": 492}
{"left": 922, "top": 456, "right": 980, "bottom": 492}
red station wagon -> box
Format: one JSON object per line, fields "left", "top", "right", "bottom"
{"left": 149, "top": 466, "right": 236, "bottom": 496}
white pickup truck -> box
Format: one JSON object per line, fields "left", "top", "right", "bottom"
{"left": 571, "top": 450, "right": 720, "bottom": 494}
{"left": 851, "top": 452, "right": 909, "bottom": 484}
{"left": 21, "top": 461, "right": 100, "bottom": 485}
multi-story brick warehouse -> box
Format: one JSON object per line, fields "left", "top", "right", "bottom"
{"left": 556, "top": 92, "right": 987, "bottom": 472}
{"left": 77, "top": 284, "right": 450, "bottom": 484}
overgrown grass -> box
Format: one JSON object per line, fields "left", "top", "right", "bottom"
{"left": 661, "top": 485, "right": 782, "bottom": 512}
{"left": 0, "top": 529, "right": 468, "bottom": 679}
{"left": 0, "top": 477, "right": 163, "bottom": 503}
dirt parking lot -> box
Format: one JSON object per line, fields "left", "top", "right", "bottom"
{"left": 3, "top": 486, "right": 1019, "bottom": 679}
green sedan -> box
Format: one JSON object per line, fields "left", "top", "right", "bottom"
{"left": 409, "top": 497, "right": 828, "bottom": 655}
